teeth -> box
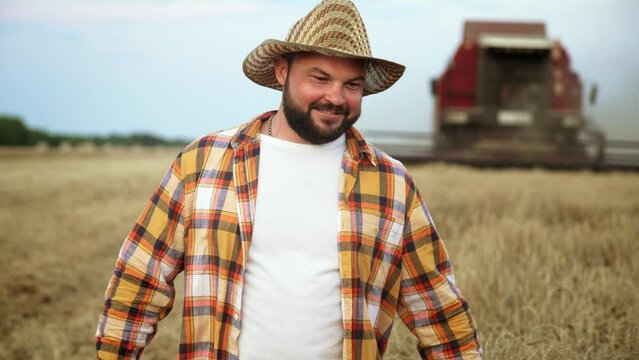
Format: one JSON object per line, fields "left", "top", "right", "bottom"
{"left": 314, "top": 107, "right": 344, "bottom": 116}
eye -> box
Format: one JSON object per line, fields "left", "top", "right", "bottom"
{"left": 311, "top": 75, "right": 329, "bottom": 83}
{"left": 345, "top": 81, "right": 363, "bottom": 90}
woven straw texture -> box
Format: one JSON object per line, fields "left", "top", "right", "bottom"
{"left": 242, "top": 0, "right": 405, "bottom": 95}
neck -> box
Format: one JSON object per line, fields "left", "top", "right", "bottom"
{"left": 266, "top": 105, "right": 312, "bottom": 145}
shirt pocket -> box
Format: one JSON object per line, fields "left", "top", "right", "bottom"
{"left": 355, "top": 213, "right": 404, "bottom": 287}
{"left": 361, "top": 213, "right": 404, "bottom": 251}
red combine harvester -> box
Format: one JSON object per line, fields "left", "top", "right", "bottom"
{"left": 430, "top": 20, "right": 605, "bottom": 167}
{"left": 366, "top": 20, "right": 639, "bottom": 170}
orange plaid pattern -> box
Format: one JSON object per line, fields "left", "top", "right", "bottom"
{"left": 96, "top": 112, "right": 482, "bottom": 359}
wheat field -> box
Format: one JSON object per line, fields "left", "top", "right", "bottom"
{"left": 0, "top": 148, "right": 637, "bottom": 359}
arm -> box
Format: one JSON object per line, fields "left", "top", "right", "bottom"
{"left": 96, "top": 152, "right": 189, "bottom": 359}
{"left": 397, "top": 183, "right": 482, "bottom": 359}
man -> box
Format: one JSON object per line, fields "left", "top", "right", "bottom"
{"left": 96, "top": 1, "right": 482, "bottom": 359}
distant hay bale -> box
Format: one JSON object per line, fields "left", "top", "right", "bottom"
{"left": 101, "top": 142, "right": 115, "bottom": 153}
{"left": 76, "top": 142, "right": 97, "bottom": 154}
{"left": 34, "top": 141, "right": 50, "bottom": 154}
{"left": 57, "top": 141, "right": 72, "bottom": 153}
{"left": 130, "top": 144, "right": 145, "bottom": 153}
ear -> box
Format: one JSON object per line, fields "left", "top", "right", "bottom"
{"left": 272, "top": 56, "right": 289, "bottom": 87}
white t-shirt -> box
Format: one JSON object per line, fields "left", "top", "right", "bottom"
{"left": 237, "top": 133, "right": 346, "bottom": 360}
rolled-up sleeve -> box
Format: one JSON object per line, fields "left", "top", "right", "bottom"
{"left": 96, "top": 152, "right": 189, "bottom": 359}
{"left": 397, "top": 184, "right": 482, "bottom": 359}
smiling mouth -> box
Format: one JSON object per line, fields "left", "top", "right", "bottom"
{"left": 313, "top": 109, "right": 345, "bottom": 124}
{"left": 316, "top": 108, "right": 342, "bottom": 116}
{"left": 313, "top": 102, "right": 348, "bottom": 117}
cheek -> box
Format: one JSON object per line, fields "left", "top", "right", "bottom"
{"left": 295, "top": 84, "right": 325, "bottom": 105}
{"left": 346, "top": 95, "right": 363, "bottom": 113}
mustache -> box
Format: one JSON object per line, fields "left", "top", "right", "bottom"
{"left": 312, "top": 102, "right": 348, "bottom": 115}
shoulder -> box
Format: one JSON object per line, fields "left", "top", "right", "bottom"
{"left": 182, "top": 127, "right": 238, "bottom": 155}
{"left": 366, "top": 141, "right": 412, "bottom": 180}
{"left": 365, "top": 141, "right": 424, "bottom": 208}
{"left": 173, "top": 127, "right": 240, "bottom": 178}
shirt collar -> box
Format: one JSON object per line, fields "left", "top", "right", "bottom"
{"left": 230, "top": 111, "right": 273, "bottom": 149}
{"left": 231, "top": 110, "right": 377, "bottom": 167}
{"left": 345, "top": 125, "right": 377, "bottom": 167}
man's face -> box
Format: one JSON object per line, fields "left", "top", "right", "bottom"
{"left": 278, "top": 53, "right": 366, "bottom": 144}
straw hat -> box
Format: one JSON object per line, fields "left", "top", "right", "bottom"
{"left": 242, "top": 0, "right": 405, "bottom": 96}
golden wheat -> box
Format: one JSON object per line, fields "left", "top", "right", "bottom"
{"left": 0, "top": 150, "right": 637, "bottom": 359}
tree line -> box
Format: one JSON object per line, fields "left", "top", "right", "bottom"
{"left": 0, "top": 115, "right": 188, "bottom": 147}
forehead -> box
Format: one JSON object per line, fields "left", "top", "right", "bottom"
{"left": 290, "top": 53, "right": 367, "bottom": 77}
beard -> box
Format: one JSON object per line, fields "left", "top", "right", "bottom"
{"left": 282, "top": 79, "right": 360, "bottom": 145}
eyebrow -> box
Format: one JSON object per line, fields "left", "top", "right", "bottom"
{"left": 308, "top": 67, "right": 365, "bottom": 83}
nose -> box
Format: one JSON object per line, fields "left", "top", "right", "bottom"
{"left": 324, "top": 83, "right": 346, "bottom": 106}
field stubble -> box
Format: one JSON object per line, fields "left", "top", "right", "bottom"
{"left": 0, "top": 149, "right": 637, "bottom": 359}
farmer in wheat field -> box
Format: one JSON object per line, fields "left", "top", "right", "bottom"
{"left": 96, "top": 1, "right": 482, "bottom": 359}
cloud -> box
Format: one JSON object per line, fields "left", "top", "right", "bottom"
{"left": 0, "top": 0, "right": 264, "bottom": 25}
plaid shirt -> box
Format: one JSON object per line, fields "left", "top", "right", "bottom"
{"left": 96, "top": 112, "right": 482, "bottom": 359}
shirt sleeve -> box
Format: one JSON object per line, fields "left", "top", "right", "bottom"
{"left": 396, "top": 182, "right": 483, "bottom": 359}
{"left": 95, "top": 151, "right": 189, "bottom": 359}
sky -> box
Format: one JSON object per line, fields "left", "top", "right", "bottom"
{"left": 1, "top": 0, "right": 638, "bottom": 141}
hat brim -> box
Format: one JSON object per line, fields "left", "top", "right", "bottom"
{"left": 242, "top": 39, "right": 405, "bottom": 96}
